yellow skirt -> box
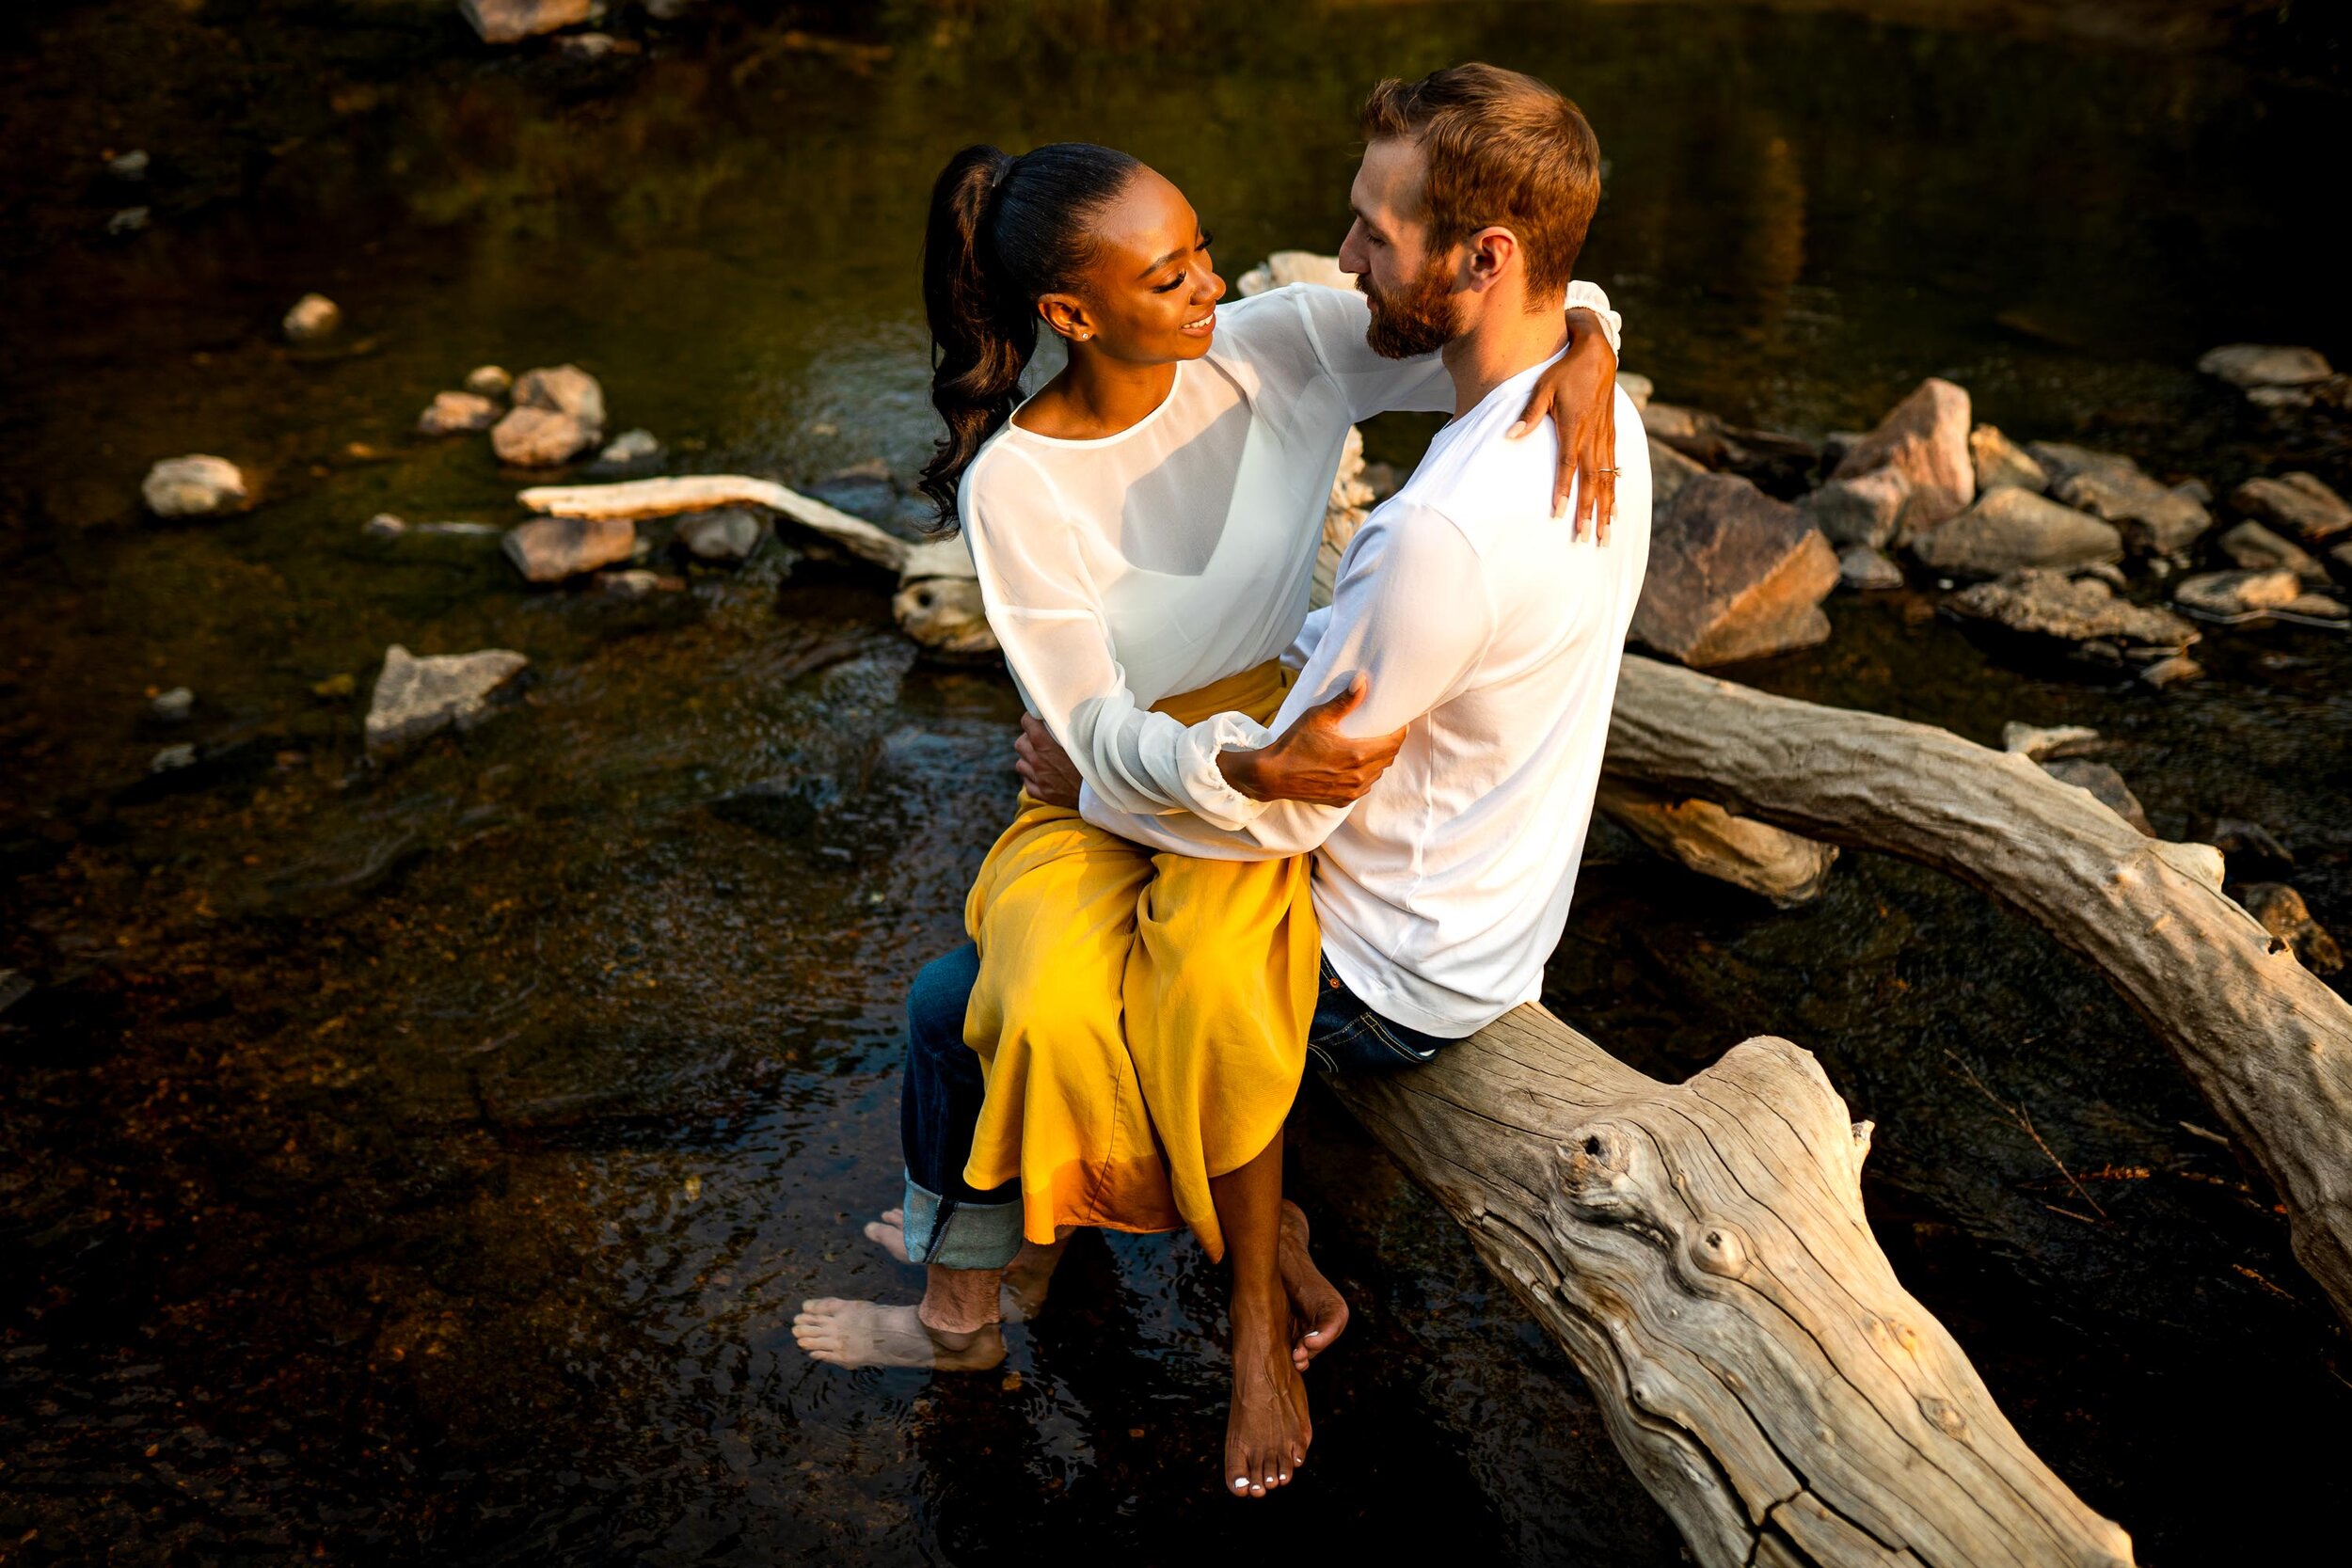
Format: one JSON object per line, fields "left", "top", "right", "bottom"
{"left": 960, "top": 659, "right": 1317, "bottom": 1262}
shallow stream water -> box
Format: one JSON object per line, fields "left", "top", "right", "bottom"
{"left": 3, "top": 3, "right": 2348, "bottom": 1563}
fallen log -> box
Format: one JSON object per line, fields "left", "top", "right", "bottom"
{"left": 1601, "top": 655, "right": 2352, "bottom": 1329}
{"left": 1332, "top": 1019, "right": 2135, "bottom": 1568}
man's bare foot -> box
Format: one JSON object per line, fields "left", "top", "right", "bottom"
{"left": 860, "top": 1211, "right": 1061, "bottom": 1324}
{"left": 791, "top": 1299, "right": 1006, "bottom": 1370}
{"left": 1278, "top": 1200, "right": 1348, "bottom": 1370}
{"left": 1225, "top": 1279, "right": 1311, "bottom": 1498}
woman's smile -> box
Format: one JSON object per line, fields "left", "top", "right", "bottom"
{"left": 1181, "top": 307, "right": 1217, "bottom": 338}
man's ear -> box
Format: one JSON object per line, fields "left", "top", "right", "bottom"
{"left": 1463, "top": 227, "right": 1519, "bottom": 294}
{"left": 1038, "top": 293, "right": 1093, "bottom": 344}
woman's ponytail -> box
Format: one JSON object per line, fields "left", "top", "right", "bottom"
{"left": 916, "top": 141, "right": 1141, "bottom": 526}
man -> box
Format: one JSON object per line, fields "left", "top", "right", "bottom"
{"left": 797, "top": 62, "right": 1651, "bottom": 1493}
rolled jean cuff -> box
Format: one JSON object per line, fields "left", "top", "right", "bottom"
{"left": 901, "top": 1171, "right": 1025, "bottom": 1271}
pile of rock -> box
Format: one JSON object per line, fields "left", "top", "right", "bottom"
{"left": 414, "top": 361, "right": 644, "bottom": 471}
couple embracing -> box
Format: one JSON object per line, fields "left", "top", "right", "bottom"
{"left": 794, "top": 62, "right": 1653, "bottom": 1498}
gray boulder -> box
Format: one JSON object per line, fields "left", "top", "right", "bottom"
{"left": 2042, "top": 758, "right": 2153, "bottom": 835}
{"left": 142, "top": 454, "right": 250, "bottom": 517}
{"left": 490, "top": 406, "right": 596, "bottom": 467}
{"left": 1803, "top": 466, "right": 1910, "bottom": 549}
{"left": 512, "top": 363, "right": 607, "bottom": 433}
{"left": 1968, "top": 424, "right": 2047, "bottom": 493}
{"left": 418, "top": 390, "right": 501, "bottom": 436}
{"left": 503, "top": 515, "right": 635, "bottom": 581}
{"left": 1831, "top": 377, "right": 1974, "bottom": 539}
{"left": 365, "top": 644, "right": 529, "bottom": 752}
{"left": 2197, "top": 344, "right": 2333, "bottom": 389}
{"left": 1837, "top": 545, "right": 1904, "bottom": 592}
{"left": 2028, "top": 443, "right": 2210, "bottom": 553}
{"left": 1630, "top": 473, "right": 1839, "bottom": 667}
{"left": 675, "top": 507, "right": 765, "bottom": 563}
{"left": 1911, "top": 486, "right": 2122, "bottom": 578}
{"left": 2217, "top": 520, "right": 2326, "bottom": 582}
{"left": 2232, "top": 472, "right": 2351, "bottom": 544}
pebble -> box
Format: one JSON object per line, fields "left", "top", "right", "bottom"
{"left": 593, "top": 428, "right": 663, "bottom": 470}
{"left": 2137, "top": 654, "right": 2204, "bottom": 689}
{"left": 503, "top": 515, "right": 635, "bottom": 580}
{"left": 107, "top": 150, "right": 150, "bottom": 181}
{"left": 364, "top": 513, "right": 408, "bottom": 538}
{"left": 1837, "top": 545, "right": 1904, "bottom": 592}
{"left": 2196, "top": 344, "right": 2333, "bottom": 389}
{"left": 491, "top": 406, "right": 596, "bottom": 467}
{"left": 151, "top": 743, "right": 197, "bottom": 773}
{"left": 107, "top": 207, "right": 149, "bottom": 236}
{"left": 512, "top": 364, "right": 607, "bottom": 432}
{"left": 418, "top": 389, "right": 502, "bottom": 436}
{"left": 1968, "top": 424, "right": 2047, "bottom": 494}
{"left": 150, "top": 687, "right": 195, "bottom": 722}
{"left": 142, "top": 454, "right": 250, "bottom": 517}
{"left": 465, "top": 365, "right": 513, "bottom": 397}
{"left": 282, "top": 293, "right": 342, "bottom": 344}
{"left": 675, "top": 507, "right": 765, "bottom": 563}
{"left": 596, "top": 569, "right": 671, "bottom": 600}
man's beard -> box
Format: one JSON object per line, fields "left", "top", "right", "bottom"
{"left": 1359, "top": 254, "right": 1461, "bottom": 359}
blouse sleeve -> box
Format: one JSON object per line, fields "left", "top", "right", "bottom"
{"left": 1289, "top": 280, "right": 1625, "bottom": 424}
{"left": 961, "top": 448, "right": 1270, "bottom": 829}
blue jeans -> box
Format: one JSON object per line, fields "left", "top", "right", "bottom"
{"left": 897, "top": 942, "right": 1453, "bottom": 1270}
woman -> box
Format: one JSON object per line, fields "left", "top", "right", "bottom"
{"left": 798, "top": 141, "right": 1620, "bottom": 1497}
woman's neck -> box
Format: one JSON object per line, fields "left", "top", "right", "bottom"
{"left": 1012, "top": 349, "right": 1180, "bottom": 440}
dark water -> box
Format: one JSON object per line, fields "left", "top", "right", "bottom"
{"left": 3, "top": 2, "right": 2348, "bottom": 1563}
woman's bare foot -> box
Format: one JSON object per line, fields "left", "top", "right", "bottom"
{"left": 1278, "top": 1200, "right": 1348, "bottom": 1370}
{"left": 1225, "top": 1277, "right": 1311, "bottom": 1498}
{"left": 791, "top": 1299, "right": 1006, "bottom": 1370}
{"left": 861, "top": 1211, "right": 1064, "bottom": 1324}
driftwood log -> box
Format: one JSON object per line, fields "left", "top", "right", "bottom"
{"left": 1331, "top": 1018, "right": 2135, "bottom": 1568}
{"left": 1601, "top": 656, "right": 2352, "bottom": 1329}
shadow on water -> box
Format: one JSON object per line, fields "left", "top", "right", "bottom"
{"left": 1, "top": 2, "right": 2347, "bottom": 1563}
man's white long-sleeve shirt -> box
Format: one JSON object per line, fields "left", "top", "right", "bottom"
{"left": 1078, "top": 359, "right": 1653, "bottom": 1038}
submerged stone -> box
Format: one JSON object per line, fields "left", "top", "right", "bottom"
{"left": 142, "top": 454, "right": 249, "bottom": 517}
{"left": 365, "top": 644, "right": 529, "bottom": 752}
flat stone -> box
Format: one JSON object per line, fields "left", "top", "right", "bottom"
{"left": 107, "top": 207, "right": 149, "bottom": 235}
{"left": 2001, "top": 722, "right": 2100, "bottom": 760}
{"left": 282, "top": 293, "right": 341, "bottom": 344}
{"left": 1648, "top": 436, "right": 1708, "bottom": 509}
{"left": 1968, "top": 424, "right": 2047, "bottom": 494}
{"left": 2042, "top": 758, "right": 2153, "bottom": 835}
{"left": 365, "top": 644, "right": 530, "bottom": 753}
{"left": 2041, "top": 451, "right": 2211, "bottom": 554}
{"left": 511, "top": 363, "right": 607, "bottom": 432}
{"left": 2236, "top": 883, "right": 2344, "bottom": 975}
{"left": 1630, "top": 473, "right": 1839, "bottom": 667}
{"left": 2173, "top": 568, "right": 2303, "bottom": 621}
{"left": 1947, "top": 570, "right": 2198, "bottom": 657}
{"left": 1837, "top": 545, "right": 1904, "bottom": 592}
{"left": 151, "top": 743, "right": 197, "bottom": 774}
{"left": 2247, "top": 384, "right": 2316, "bottom": 412}
{"left": 1831, "top": 377, "right": 1974, "bottom": 539}
{"left": 596, "top": 569, "right": 675, "bottom": 599}
{"left": 2197, "top": 343, "right": 2333, "bottom": 389}
{"left": 107, "top": 150, "right": 149, "bottom": 181}
{"left": 364, "top": 512, "right": 407, "bottom": 538}
{"left": 2281, "top": 593, "right": 2349, "bottom": 622}
{"left": 2217, "top": 520, "right": 2326, "bottom": 581}
{"left": 2232, "top": 472, "right": 2352, "bottom": 544}
{"left": 1911, "top": 486, "right": 2122, "bottom": 578}
{"left": 150, "top": 687, "right": 195, "bottom": 722}
{"left": 142, "top": 454, "right": 250, "bottom": 517}
{"left": 675, "top": 507, "right": 765, "bottom": 563}
{"left": 490, "top": 406, "right": 596, "bottom": 467}
{"left": 502, "top": 515, "right": 635, "bottom": 581}
{"left": 460, "top": 0, "right": 602, "bottom": 45}
{"left": 465, "top": 364, "right": 513, "bottom": 397}
{"left": 2137, "top": 654, "right": 2204, "bottom": 689}
{"left": 418, "top": 389, "right": 501, "bottom": 436}
{"left": 1803, "top": 467, "right": 1911, "bottom": 549}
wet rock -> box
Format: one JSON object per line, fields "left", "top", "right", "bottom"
{"left": 2033, "top": 451, "right": 2211, "bottom": 554}
{"left": 1968, "top": 424, "right": 2047, "bottom": 494}
{"left": 149, "top": 687, "right": 194, "bottom": 723}
{"left": 1617, "top": 372, "right": 1653, "bottom": 410}
{"left": 502, "top": 515, "right": 634, "bottom": 581}
{"left": 142, "top": 454, "right": 250, "bottom": 517}
{"left": 675, "top": 507, "right": 764, "bottom": 563}
{"left": 596, "top": 569, "right": 675, "bottom": 599}
{"left": 418, "top": 389, "right": 501, "bottom": 436}
{"left": 151, "top": 743, "right": 197, "bottom": 774}
{"left": 2041, "top": 758, "right": 2153, "bottom": 835}
{"left": 1644, "top": 404, "right": 1816, "bottom": 496}
{"left": 2197, "top": 344, "right": 2333, "bottom": 389}
{"left": 282, "top": 293, "right": 341, "bottom": 344}
{"left": 512, "top": 363, "right": 607, "bottom": 433}
{"left": 465, "top": 364, "right": 513, "bottom": 398}
{"left": 2236, "top": 883, "right": 2344, "bottom": 975}
{"left": 1648, "top": 437, "right": 1707, "bottom": 509}
{"left": 1630, "top": 473, "right": 1838, "bottom": 667}
{"left": 558, "top": 31, "right": 622, "bottom": 58}
{"left": 1803, "top": 466, "right": 1910, "bottom": 549}
{"left": 2174, "top": 477, "right": 2214, "bottom": 506}
{"left": 365, "top": 644, "right": 529, "bottom": 752}
{"left": 1837, "top": 545, "right": 1904, "bottom": 592}
{"left": 2281, "top": 592, "right": 2351, "bottom": 622}
{"left": 893, "top": 576, "right": 996, "bottom": 660}
{"left": 2137, "top": 654, "right": 2204, "bottom": 689}
{"left": 2000, "top": 722, "right": 2100, "bottom": 760}
{"left": 107, "top": 207, "right": 149, "bottom": 236}
{"left": 1911, "top": 486, "right": 2122, "bottom": 578}
{"left": 595, "top": 428, "right": 661, "bottom": 466}
{"left": 490, "top": 406, "right": 596, "bottom": 467}
{"left": 106, "top": 150, "right": 149, "bottom": 182}
{"left": 1947, "top": 570, "right": 2198, "bottom": 659}
{"left": 460, "top": 0, "right": 603, "bottom": 45}
{"left": 2232, "top": 472, "right": 2352, "bottom": 545}
{"left": 1831, "top": 377, "right": 1974, "bottom": 539}
{"left": 2173, "top": 568, "right": 2304, "bottom": 622}
{"left": 364, "top": 512, "right": 407, "bottom": 539}
{"left": 2217, "top": 520, "right": 2326, "bottom": 582}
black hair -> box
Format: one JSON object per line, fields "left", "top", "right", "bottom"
{"left": 916, "top": 141, "right": 1142, "bottom": 525}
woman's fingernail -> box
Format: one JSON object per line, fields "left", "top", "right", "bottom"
{"left": 1506, "top": 421, "right": 1526, "bottom": 438}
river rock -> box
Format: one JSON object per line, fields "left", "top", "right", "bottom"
{"left": 2137, "top": 654, "right": 2203, "bottom": 689}
{"left": 2173, "top": 567, "right": 2303, "bottom": 621}
{"left": 1831, "top": 377, "right": 1973, "bottom": 539}
{"left": 151, "top": 743, "right": 197, "bottom": 774}
{"left": 2217, "top": 520, "right": 2326, "bottom": 582}
{"left": 365, "top": 645, "right": 529, "bottom": 752}
{"left": 460, "top": 0, "right": 602, "bottom": 44}
{"left": 2040, "top": 758, "right": 2153, "bottom": 835}
{"left": 1617, "top": 372, "right": 1654, "bottom": 410}
{"left": 502, "top": 515, "right": 634, "bottom": 581}
{"left": 595, "top": 428, "right": 661, "bottom": 467}
{"left": 2232, "top": 472, "right": 2351, "bottom": 544}
{"left": 2236, "top": 883, "right": 2344, "bottom": 975}
{"left": 418, "top": 389, "right": 501, "bottom": 436}
{"left": 675, "top": 507, "right": 764, "bottom": 563}
{"left": 150, "top": 687, "right": 195, "bottom": 722}
{"left": 142, "top": 454, "right": 250, "bottom": 517}
{"left": 1947, "top": 570, "right": 2198, "bottom": 658}
{"left": 107, "top": 207, "right": 149, "bottom": 236}
{"left": 364, "top": 512, "right": 408, "bottom": 539}
{"left": 107, "top": 150, "right": 149, "bottom": 181}
{"left": 490, "top": 406, "right": 596, "bottom": 467}
{"left": 1911, "top": 486, "right": 2121, "bottom": 578}
{"left": 1968, "top": 424, "right": 2046, "bottom": 494}
{"left": 465, "top": 364, "right": 513, "bottom": 397}
{"left": 282, "top": 293, "right": 341, "bottom": 344}
{"left": 1630, "top": 473, "right": 1838, "bottom": 667}
{"left": 1837, "top": 545, "right": 1904, "bottom": 592}
{"left": 2001, "top": 721, "right": 2100, "bottom": 760}
{"left": 2197, "top": 344, "right": 2333, "bottom": 389}
{"left": 512, "top": 363, "right": 607, "bottom": 432}
{"left": 1803, "top": 466, "right": 1910, "bottom": 549}
{"left": 2027, "top": 445, "right": 2210, "bottom": 553}
{"left": 1648, "top": 437, "right": 1707, "bottom": 509}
